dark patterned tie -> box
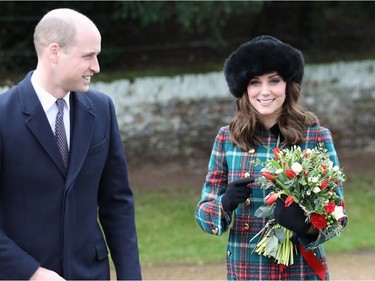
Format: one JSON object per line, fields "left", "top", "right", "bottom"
{"left": 55, "top": 99, "right": 69, "bottom": 169}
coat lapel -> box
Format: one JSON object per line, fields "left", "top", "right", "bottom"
{"left": 65, "top": 92, "right": 96, "bottom": 189}
{"left": 19, "top": 73, "right": 97, "bottom": 183}
{"left": 19, "top": 73, "right": 67, "bottom": 174}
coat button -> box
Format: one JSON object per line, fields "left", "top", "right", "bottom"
{"left": 227, "top": 251, "right": 231, "bottom": 257}
{"left": 245, "top": 198, "right": 251, "bottom": 206}
{"left": 244, "top": 223, "right": 250, "bottom": 230}
{"left": 211, "top": 227, "right": 218, "bottom": 235}
{"left": 248, "top": 148, "right": 255, "bottom": 154}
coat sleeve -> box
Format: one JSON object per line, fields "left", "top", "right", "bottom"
{"left": 302, "top": 126, "right": 348, "bottom": 251}
{"left": 96, "top": 97, "right": 142, "bottom": 280}
{"left": 0, "top": 114, "right": 41, "bottom": 279}
{"left": 195, "top": 127, "right": 232, "bottom": 236}
{"left": 0, "top": 231, "right": 40, "bottom": 279}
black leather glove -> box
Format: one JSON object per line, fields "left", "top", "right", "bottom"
{"left": 274, "top": 194, "right": 311, "bottom": 234}
{"left": 221, "top": 177, "right": 255, "bottom": 212}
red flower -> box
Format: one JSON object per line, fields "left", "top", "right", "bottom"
{"left": 284, "top": 195, "right": 294, "bottom": 207}
{"left": 264, "top": 192, "right": 278, "bottom": 205}
{"left": 273, "top": 147, "right": 281, "bottom": 160}
{"left": 321, "top": 164, "right": 327, "bottom": 174}
{"left": 324, "top": 202, "right": 336, "bottom": 213}
{"left": 262, "top": 172, "right": 275, "bottom": 181}
{"left": 285, "top": 169, "right": 296, "bottom": 178}
{"left": 320, "top": 178, "right": 329, "bottom": 189}
{"left": 310, "top": 213, "right": 327, "bottom": 229}
{"left": 339, "top": 201, "right": 346, "bottom": 209}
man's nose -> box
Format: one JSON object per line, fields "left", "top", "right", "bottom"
{"left": 91, "top": 56, "right": 100, "bottom": 74}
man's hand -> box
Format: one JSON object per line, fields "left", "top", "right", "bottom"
{"left": 30, "top": 267, "right": 65, "bottom": 281}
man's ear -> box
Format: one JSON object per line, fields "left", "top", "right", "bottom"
{"left": 48, "top": 43, "right": 60, "bottom": 63}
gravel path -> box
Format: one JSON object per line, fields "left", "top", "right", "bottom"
{"left": 141, "top": 251, "right": 375, "bottom": 280}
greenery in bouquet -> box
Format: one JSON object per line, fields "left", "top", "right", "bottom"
{"left": 250, "top": 144, "right": 346, "bottom": 266}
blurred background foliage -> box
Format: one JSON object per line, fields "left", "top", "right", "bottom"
{"left": 2, "top": 1, "right": 375, "bottom": 81}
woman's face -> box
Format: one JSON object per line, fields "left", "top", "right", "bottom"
{"left": 246, "top": 72, "right": 286, "bottom": 128}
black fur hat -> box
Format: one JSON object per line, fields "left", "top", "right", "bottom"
{"left": 224, "top": 35, "right": 304, "bottom": 98}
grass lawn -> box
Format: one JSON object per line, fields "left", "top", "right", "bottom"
{"left": 134, "top": 171, "right": 375, "bottom": 265}
{"left": 323, "top": 173, "right": 375, "bottom": 252}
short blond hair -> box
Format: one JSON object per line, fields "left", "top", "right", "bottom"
{"left": 33, "top": 8, "right": 96, "bottom": 57}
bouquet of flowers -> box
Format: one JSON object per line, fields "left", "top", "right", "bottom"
{"left": 251, "top": 144, "right": 346, "bottom": 266}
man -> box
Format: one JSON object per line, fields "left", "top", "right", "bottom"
{"left": 0, "top": 8, "right": 142, "bottom": 280}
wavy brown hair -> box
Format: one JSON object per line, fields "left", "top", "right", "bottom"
{"left": 229, "top": 82, "right": 319, "bottom": 151}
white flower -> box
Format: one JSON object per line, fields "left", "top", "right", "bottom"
{"left": 333, "top": 165, "right": 340, "bottom": 171}
{"left": 313, "top": 186, "right": 321, "bottom": 193}
{"left": 310, "top": 176, "right": 319, "bottom": 183}
{"left": 291, "top": 162, "right": 303, "bottom": 175}
{"left": 332, "top": 206, "right": 346, "bottom": 220}
{"left": 275, "top": 168, "right": 284, "bottom": 174}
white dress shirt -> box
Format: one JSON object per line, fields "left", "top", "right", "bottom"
{"left": 31, "top": 74, "right": 71, "bottom": 149}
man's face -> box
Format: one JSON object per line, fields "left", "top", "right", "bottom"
{"left": 56, "top": 25, "right": 101, "bottom": 94}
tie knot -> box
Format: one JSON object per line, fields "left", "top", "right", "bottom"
{"left": 56, "top": 99, "right": 65, "bottom": 111}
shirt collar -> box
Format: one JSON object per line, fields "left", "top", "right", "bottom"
{"left": 31, "top": 73, "right": 70, "bottom": 112}
{"left": 269, "top": 123, "right": 281, "bottom": 136}
{"left": 257, "top": 123, "right": 284, "bottom": 142}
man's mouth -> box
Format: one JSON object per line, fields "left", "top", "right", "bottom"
{"left": 83, "top": 75, "right": 92, "bottom": 82}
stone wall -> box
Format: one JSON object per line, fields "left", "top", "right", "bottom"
{"left": 92, "top": 60, "right": 375, "bottom": 163}
{"left": 302, "top": 61, "right": 375, "bottom": 153}
{"left": 1, "top": 60, "right": 374, "bottom": 164}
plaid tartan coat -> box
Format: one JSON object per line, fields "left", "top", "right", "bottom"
{"left": 195, "top": 124, "right": 346, "bottom": 280}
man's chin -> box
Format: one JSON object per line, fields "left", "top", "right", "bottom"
{"left": 76, "top": 85, "right": 90, "bottom": 93}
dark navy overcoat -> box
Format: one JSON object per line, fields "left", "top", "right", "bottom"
{"left": 0, "top": 72, "right": 141, "bottom": 280}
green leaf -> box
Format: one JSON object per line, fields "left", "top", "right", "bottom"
{"left": 265, "top": 235, "right": 278, "bottom": 257}
{"left": 274, "top": 228, "right": 286, "bottom": 243}
{"left": 254, "top": 205, "right": 275, "bottom": 218}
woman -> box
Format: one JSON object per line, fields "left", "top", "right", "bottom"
{"left": 195, "top": 35, "right": 346, "bottom": 280}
